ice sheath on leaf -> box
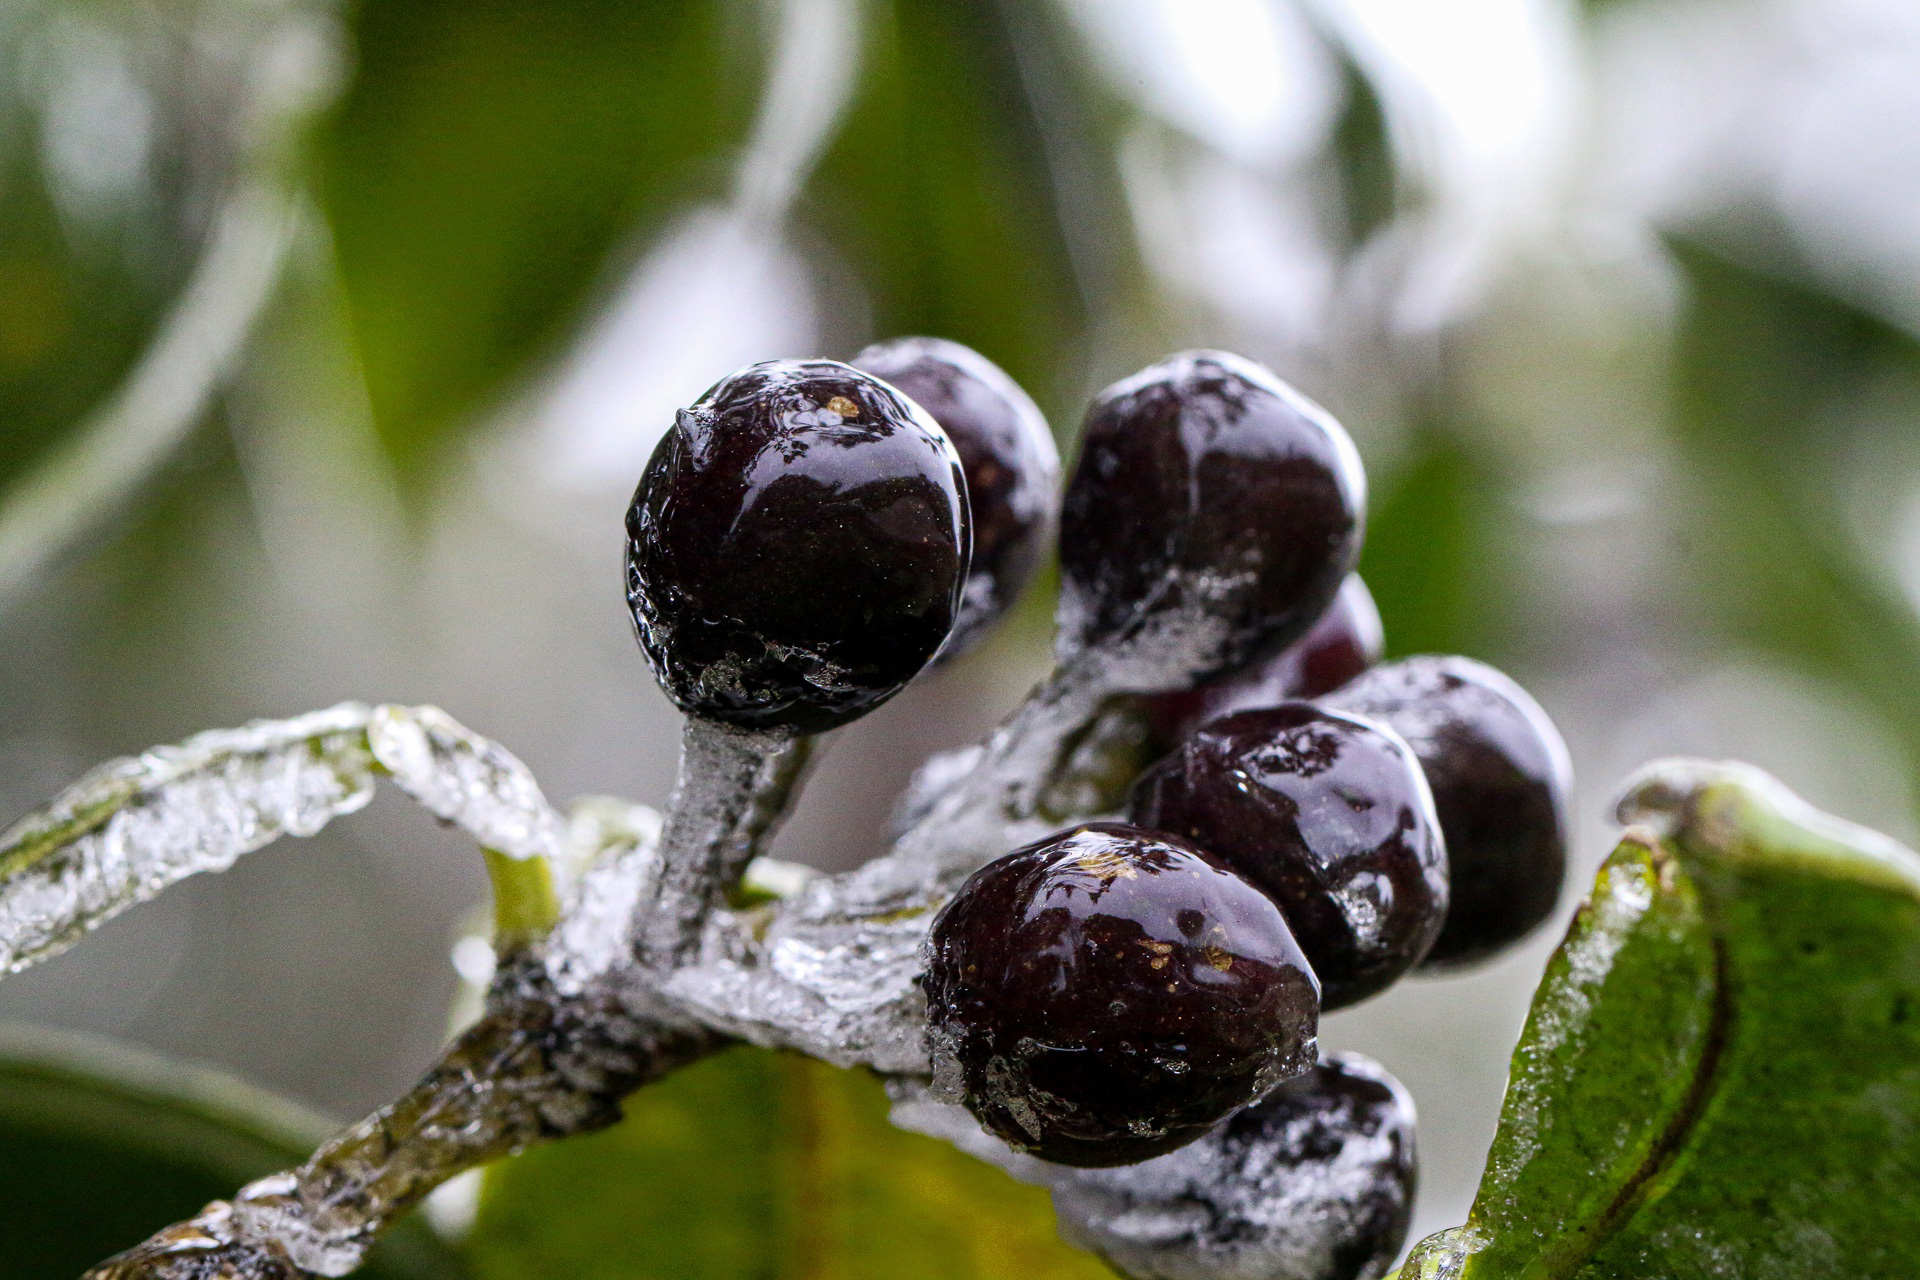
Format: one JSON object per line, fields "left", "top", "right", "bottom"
{"left": 1397, "top": 759, "right": 1920, "bottom": 1279}
{"left": 0, "top": 703, "right": 566, "bottom": 976}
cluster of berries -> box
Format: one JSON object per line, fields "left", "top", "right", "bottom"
{"left": 624, "top": 339, "right": 1570, "bottom": 1181}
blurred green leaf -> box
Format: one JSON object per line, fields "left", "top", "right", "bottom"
{"left": 0, "top": 1024, "right": 461, "bottom": 1280}
{"left": 1400, "top": 761, "right": 1920, "bottom": 1277}
{"left": 320, "top": 0, "right": 762, "bottom": 476}
{"left": 0, "top": 86, "right": 193, "bottom": 502}
{"left": 1666, "top": 237, "right": 1920, "bottom": 782}
{"left": 468, "top": 1046, "right": 1110, "bottom": 1280}
{"left": 1329, "top": 53, "right": 1399, "bottom": 251}
{"left": 806, "top": 0, "right": 1129, "bottom": 419}
{"left": 1358, "top": 432, "right": 1507, "bottom": 658}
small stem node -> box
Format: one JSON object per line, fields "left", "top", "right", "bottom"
{"left": 483, "top": 849, "right": 561, "bottom": 956}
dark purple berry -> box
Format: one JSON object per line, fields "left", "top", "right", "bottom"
{"left": 1129, "top": 704, "right": 1446, "bottom": 1010}
{"left": 1325, "top": 656, "right": 1571, "bottom": 968}
{"left": 625, "top": 360, "right": 969, "bottom": 734}
{"left": 1053, "top": 1053, "right": 1417, "bottom": 1280}
{"left": 1056, "top": 351, "right": 1365, "bottom": 686}
{"left": 1146, "top": 573, "right": 1385, "bottom": 748}
{"left": 852, "top": 337, "right": 1058, "bottom": 656}
{"left": 924, "top": 823, "right": 1320, "bottom": 1167}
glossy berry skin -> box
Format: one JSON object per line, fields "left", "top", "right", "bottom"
{"left": 1146, "top": 573, "right": 1384, "bottom": 749}
{"left": 1056, "top": 351, "right": 1365, "bottom": 687}
{"left": 626, "top": 360, "right": 969, "bottom": 734}
{"left": 1129, "top": 704, "right": 1446, "bottom": 1011}
{"left": 852, "top": 337, "right": 1058, "bottom": 657}
{"left": 1326, "top": 656, "right": 1572, "bottom": 968}
{"left": 1053, "top": 1053, "right": 1417, "bottom": 1280}
{"left": 924, "top": 823, "right": 1320, "bottom": 1168}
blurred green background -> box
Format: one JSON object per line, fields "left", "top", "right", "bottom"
{"left": 4, "top": 0, "right": 1920, "bottom": 1267}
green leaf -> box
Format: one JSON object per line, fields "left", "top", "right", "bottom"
{"left": 0, "top": 1024, "right": 461, "bottom": 1280}
{"left": 805, "top": 0, "right": 1124, "bottom": 417}
{"left": 468, "top": 1046, "right": 1112, "bottom": 1280}
{"left": 0, "top": 40, "right": 198, "bottom": 502}
{"left": 1329, "top": 52, "right": 1400, "bottom": 251}
{"left": 320, "top": 0, "right": 762, "bottom": 475}
{"left": 1399, "top": 760, "right": 1920, "bottom": 1278}
{"left": 1665, "top": 237, "right": 1920, "bottom": 803}
{"left": 1358, "top": 432, "right": 1506, "bottom": 659}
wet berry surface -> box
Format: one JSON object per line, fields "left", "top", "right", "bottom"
{"left": 853, "top": 336, "right": 1058, "bottom": 657}
{"left": 1130, "top": 703, "right": 1447, "bottom": 1010}
{"left": 1056, "top": 351, "right": 1365, "bottom": 685}
{"left": 1327, "top": 655, "right": 1571, "bottom": 967}
{"left": 625, "top": 360, "right": 969, "bottom": 733}
{"left": 924, "top": 822, "right": 1320, "bottom": 1167}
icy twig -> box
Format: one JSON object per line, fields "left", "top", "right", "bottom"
{"left": 91, "top": 961, "right": 713, "bottom": 1279}
{"left": 80, "top": 788, "right": 707, "bottom": 1280}
{"left": 850, "top": 651, "right": 1159, "bottom": 908}
{"left": 629, "top": 720, "right": 809, "bottom": 969}
{"left": 45, "top": 654, "right": 1285, "bottom": 1280}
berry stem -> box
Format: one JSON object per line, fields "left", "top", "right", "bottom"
{"left": 862, "top": 655, "right": 1113, "bottom": 902}
{"left": 632, "top": 719, "right": 811, "bottom": 968}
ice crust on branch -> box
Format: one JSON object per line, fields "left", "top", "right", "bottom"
{"left": 23, "top": 663, "right": 1393, "bottom": 1280}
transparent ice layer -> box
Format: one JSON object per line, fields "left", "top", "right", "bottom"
{"left": 0, "top": 704, "right": 378, "bottom": 973}
{"left": 629, "top": 720, "right": 809, "bottom": 969}
{"left": 366, "top": 705, "right": 567, "bottom": 863}
{"left": 546, "top": 796, "right": 664, "bottom": 995}
{"left": 31, "top": 612, "right": 1394, "bottom": 1280}
{"left": 1050, "top": 1053, "right": 1417, "bottom": 1280}
{"left": 891, "top": 1056, "right": 1417, "bottom": 1280}
{"left": 0, "top": 703, "right": 566, "bottom": 977}
{"left": 664, "top": 875, "right": 939, "bottom": 1072}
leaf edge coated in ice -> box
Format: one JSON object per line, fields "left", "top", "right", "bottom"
{"left": 1399, "top": 757, "right": 1920, "bottom": 1279}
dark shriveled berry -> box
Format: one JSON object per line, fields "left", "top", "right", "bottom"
{"left": 1053, "top": 1053, "right": 1417, "bottom": 1280}
{"left": 1326, "top": 656, "right": 1572, "bottom": 968}
{"left": 1057, "top": 351, "right": 1365, "bottom": 686}
{"left": 1146, "top": 573, "right": 1385, "bottom": 749}
{"left": 853, "top": 337, "right": 1058, "bottom": 656}
{"left": 625, "top": 360, "right": 969, "bottom": 734}
{"left": 924, "top": 823, "right": 1320, "bottom": 1167}
{"left": 1130, "top": 704, "right": 1446, "bottom": 1011}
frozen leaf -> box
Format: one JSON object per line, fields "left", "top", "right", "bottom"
{"left": 0, "top": 704, "right": 568, "bottom": 977}
{"left": 1398, "top": 759, "right": 1920, "bottom": 1279}
{"left": 0, "top": 704, "right": 378, "bottom": 973}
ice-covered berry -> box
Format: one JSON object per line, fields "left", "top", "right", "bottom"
{"left": 625, "top": 359, "right": 969, "bottom": 733}
{"left": 1056, "top": 351, "right": 1364, "bottom": 688}
{"left": 1327, "top": 656, "right": 1571, "bottom": 967}
{"left": 924, "top": 822, "right": 1320, "bottom": 1167}
{"left": 1130, "top": 704, "right": 1446, "bottom": 1009}
{"left": 853, "top": 336, "right": 1057, "bottom": 656}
